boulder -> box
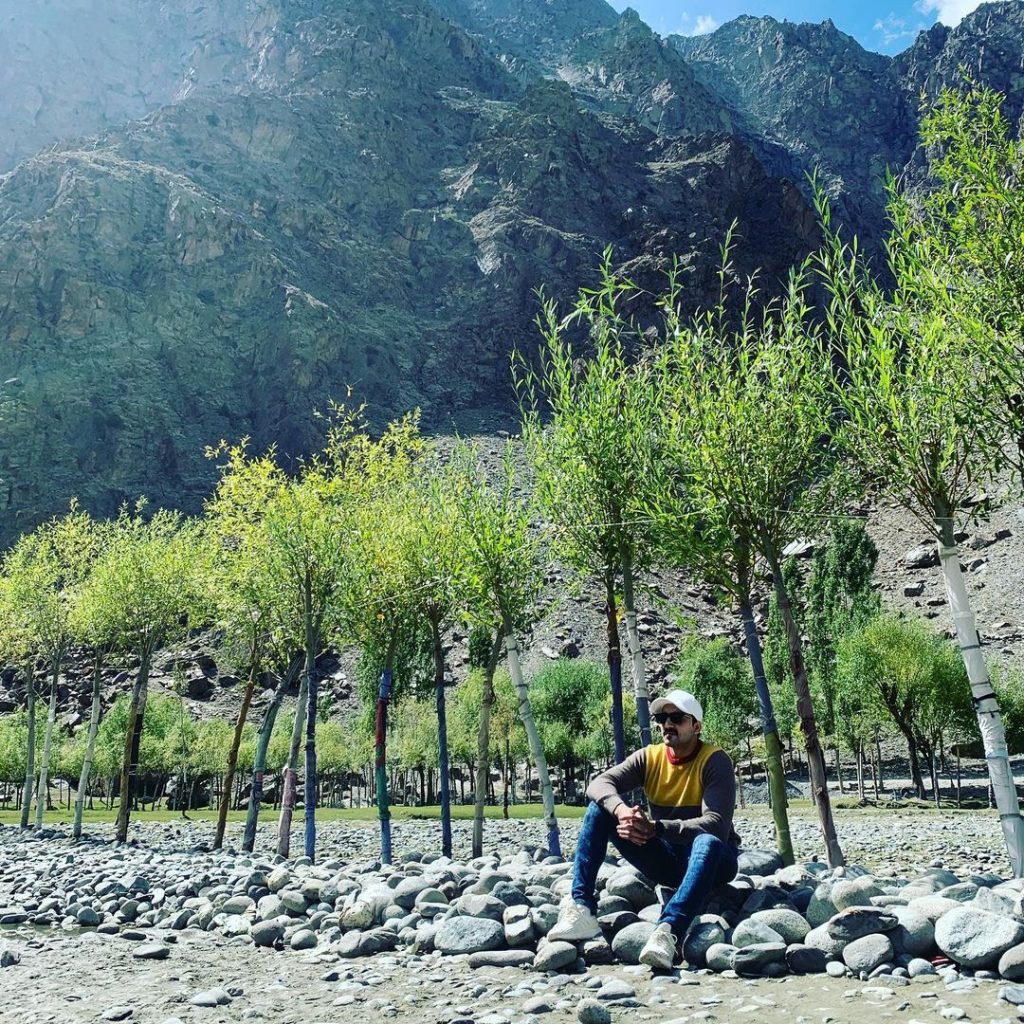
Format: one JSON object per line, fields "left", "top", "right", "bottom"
{"left": 605, "top": 872, "right": 657, "bottom": 911}
{"left": 741, "top": 885, "right": 797, "bottom": 916}
{"left": 456, "top": 893, "right": 506, "bottom": 921}
{"left": 737, "top": 850, "right": 783, "bottom": 876}
{"left": 935, "top": 907, "right": 1024, "bottom": 969}
{"left": 806, "top": 882, "right": 838, "bottom": 927}
{"left": 394, "top": 877, "right": 435, "bottom": 910}
{"left": 732, "top": 942, "right": 787, "bottom": 975}
{"left": 750, "top": 909, "right": 810, "bottom": 944}
{"left": 435, "top": 916, "right": 506, "bottom": 956}
{"left": 842, "top": 933, "right": 893, "bottom": 974}
{"left": 998, "top": 942, "right": 1024, "bottom": 981}
{"left": 533, "top": 940, "right": 578, "bottom": 972}
{"left": 804, "top": 923, "right": 847, "bottom": 959}
{"left": 785, "top": 943, "right": 827, "bottom": 974}
{"left": 831, "top": 876, "right": 883, "bottom": 911}
{"left": 682, "top": 917, "right": 726, "bottom": 966}
{"left": 705, "top": 942, "right": 739, "bottom": 972}
{"left": 467, "top": 950, "right": 535, "bottom": 968}
{"left": 732, "top": 919, "right": 785, "bottom": 948}
{"left": 888, "top": 906, "right": 935, "bottom": 957}
{"left": 826, "top": 907, "right": 898, "bottom": 941}
{"left": 610, "top": 921, "right": 655, "bottom": 965}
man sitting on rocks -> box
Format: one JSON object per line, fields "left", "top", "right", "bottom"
{"left": 549, "top": 689, "right": 740, "bottom": 969}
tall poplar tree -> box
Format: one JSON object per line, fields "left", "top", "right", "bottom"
{"left": 519, "top": 256, "right": 661, "bottom": 755}
{"left": 451, "top": 441, "right": 561, "bottom": 856}
{"left": 657, "top": 254, "right": 846, "bottom": 867}
{"left": 819, "top": 180, "right": 1024, "bottom": 873}
{"left": 80, "top": 504, "right": 209, "bottom": 843}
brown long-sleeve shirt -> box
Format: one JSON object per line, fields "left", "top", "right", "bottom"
{"left": 586, "top": 741, "right": 740, "bottom": 848}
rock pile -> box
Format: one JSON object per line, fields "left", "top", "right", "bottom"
{"left": 3, "top": 823, "right": 1024, "bottom": 997}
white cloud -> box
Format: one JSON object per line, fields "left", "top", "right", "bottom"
{"left": 670, "top": 12, "right": 719, "bottom": 36}
{"left": 914, "top": 0, "right": 983, "bottom": 26}
{"left": 873, "top": 13, "right": 922, "bottom": 46}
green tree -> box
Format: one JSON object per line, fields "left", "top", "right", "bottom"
{"left": 336, "top": 411, "right": 425, "bottom": 864}
{"left": 399, "top": 456, "right": 468, "bottom": 858}
{"left": 655, "top": 253, "right": 845, "bottom": 866}
{"left": 529, "top": 659, "right": 613, "bottom": 802}
{"left": 892, "top": 85, "right": 1024, "bottom": 471}
{"left": 450, "top": 441, "right": 561, "bottom": 855}
{"left": 80, "top": 504, "right": 210, "bottom": 842}
{"left": 518, "top": 255, "right": 662, "bottom": 756}
{"left": 819, "top": 172, "right": 1024, "bottom": 873}
{"left": 836, "top": 614, "right": 974, "bottom": 802}
{"left": 204, "top": 441, "right": 285, "bottom": 849}
{"left": 672, "top": 638, "right": 757, "bottom": 763}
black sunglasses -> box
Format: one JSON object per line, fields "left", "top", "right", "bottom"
{"left": 654, "top": 712, "right": 691, "bottom": 725}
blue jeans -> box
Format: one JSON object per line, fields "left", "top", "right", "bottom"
{"left": 571, "top": 801, "right": 738, "bottom": 939}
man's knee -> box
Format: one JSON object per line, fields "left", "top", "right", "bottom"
{"left": 691, "top": 832, "right": 728, "bottom": 854}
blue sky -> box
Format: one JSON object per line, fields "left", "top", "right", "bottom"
{"left": 607, "top": 0, "right": 984, "bottom": 54}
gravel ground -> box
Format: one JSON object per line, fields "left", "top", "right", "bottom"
{"left": 2, "top": 808, "right": 1024, "bottom": 1024}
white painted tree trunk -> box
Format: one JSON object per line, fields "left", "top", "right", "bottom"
{"left": 20, "top": 670, "right": 36, "bottom": 829}
{"left": 504, "top": 631, "right": 561, "bottom": 856}
{"left": 34, "top": 667, "right": 59, "bottom": 828}
{"left": 623, "top": 610, "right": 651, "bottom": 738}
{"left": 939, "top": 542, "right": 1024, "bottom": 876}
{"left": 621, "top": 551, "right": 651, "bottom": 747}
{"left": 74, "top": 661, "right": 103, "bottom": 840}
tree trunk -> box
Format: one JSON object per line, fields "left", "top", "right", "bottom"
{"left": 502, "top": 738, "right": 510, "bottom": 819}
{"left": 833, "top": 745, "right": 844, "bottom": 795}
{"left": 473, "top": 629, "right": 502, "bottom": 859}
{"left": 504, "top": 623, "right": 560, "bottom": 856}
{"left": 35, "top": 657, "right": 61, "bottom": 828}
{"left": 19, "top": 664, "right": 36, "bottom": 829}
{"left": 430, "top": 613, "right": 453, "bottom": 859}
{"left": 897, "top": 725, "right": 927, "bottom": 799}
{"left": 242, "top": 656, "right": 298, "bottom": 853}
{"left": 856, "top": 742, "right": 865, "bottom": 802}
{"left": 276, "top": 672, "right": 308, "bottom": 858}
{"left": 73, "top": 653, "right": 105, "bottom": 840}
{"left": 215, "top": 659, "right": 258, "bottom": 850}
{"left": 929, "top": 747, "right": 941, "bottom": 809}
{"left": 116, "top": 651, "right": 152, "bottom": 844}
{"left": 605, "top": 580, "right": 626, "bottom": 763}
{"left": 739, "top": 602, "right": 794, "bottom": 865}
{"left": 938, "top": 527, "right": 1024, "bottom": 876}
{"left": 621, "top": 546, "right": 652, "bottom": 747}
{"left": 303, "top": 589, "right": 320, "bottom": 862}
{"left": 770, "top": 560, "right": 844, "bottom": 867}
{"left": 375, "top": 632, "right": 399, "bottom": 864}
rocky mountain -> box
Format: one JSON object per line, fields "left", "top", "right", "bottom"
{"left": 428, "top": 0, "right": 619, "bottom": 73}
{"left": 0, "top": 0, "right": 1022, "bottom": 547}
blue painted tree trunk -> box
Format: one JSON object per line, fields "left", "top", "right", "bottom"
{"left": 375, "top": 640, "right": 396, "bottom": 864}
{"left": 303, "top": 651, "right": 318, "bottom": 861}
{"left": 431, "top": 616, "right": 453, "bottom": 859}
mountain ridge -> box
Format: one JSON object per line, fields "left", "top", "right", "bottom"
{"left": 0, "top": 0, "right": 1021, "bottom": 544}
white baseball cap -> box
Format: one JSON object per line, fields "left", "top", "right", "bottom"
{"left": 650, "top": 689, "right": 703, "bottom": 723}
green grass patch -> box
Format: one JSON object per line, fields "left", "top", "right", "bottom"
{"left": 0, "top": 803, "right": 591, "bottom": 828}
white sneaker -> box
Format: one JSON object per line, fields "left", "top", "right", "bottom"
{"left": 547, "top": 900, "right": 601, "bottom": 942}
{"left": 639, "top": 922, "right": 677, "bottom": 970}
